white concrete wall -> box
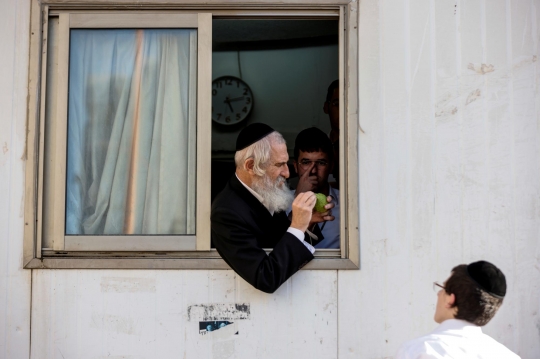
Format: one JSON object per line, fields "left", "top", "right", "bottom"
{"left": 0, "top": 1, "right": 539, "bottom": 359}
{"left": 0, "top": 0, "right": 31, "bottom": 358}
{"left": 342, "top": 0, "right": 540, "bottom": 357}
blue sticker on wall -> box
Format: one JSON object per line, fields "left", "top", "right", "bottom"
{"left": 199, "top": 321, "right": 239, "bottom": 335}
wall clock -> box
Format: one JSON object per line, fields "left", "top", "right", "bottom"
{"left": 211, "top": 76, "right": 254, "bottom": 125}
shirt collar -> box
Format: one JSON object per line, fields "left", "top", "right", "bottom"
{"left": 431, "top": 319, "right": 483, "bottom": 336}
{"left": 235, "top": 173, "right": 273, "bottom": 215}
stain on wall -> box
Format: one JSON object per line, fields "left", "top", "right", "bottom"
{"left": 213, "top": 338, "right": 235, "bottom": 359}
{"left": 188, "top": 303, "right": 250, "bottom": 321}
{"left": 100, "top": 277, "right": 156, "bottom": 293}
{"left": 199, "top": 321, "right": 238, "bottom": 337}
{"left": 90, "top": 313, "right": 136, "bottom": 335}
{"left": 465, "top": 89, "right": 481, "bottom": 105}
{"left": 467, "top": 63, "right": 495, "bottom": 74}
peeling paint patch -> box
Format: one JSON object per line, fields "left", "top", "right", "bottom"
{"left": 322, "top": 302, "right": 336, "bottom": 311}
{"left": 467, "top": 63, "right": 495, "bottom": 74}
{"left": 466, "top": 89, "right": 481, "bottom": 105}
{"left": 100, "top": 277, "right": 156, "bottom": 293}
{"left": 435, "top": 106, "right": 458, "bottom": 117}
{"left": 200, "top": 321, "right": 237, "bottom": 335}
{"left": 90, "top": 313, "right": 137, "bottom": 335}
{"left": 201, "top": 323, "right": 239, "bottom": 343}
{"left": 213, "top": 339, "right": 235, "bottom": 358}
{"left": 187, "top": 303, "right": 250, "bottom": 321}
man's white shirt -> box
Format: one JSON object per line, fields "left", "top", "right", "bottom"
{"left": 395, "top": 319, "right": 520, "bottom": 359}
{"left": 235, "top": 174, "right": 315, "bottom": 254}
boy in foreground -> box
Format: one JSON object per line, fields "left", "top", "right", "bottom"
{"left": 396, "top": 261, "right": 520, "bottom": 359}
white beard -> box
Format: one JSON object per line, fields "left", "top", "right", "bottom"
{"left": 251, "top": 174, "right": 294, "bottom": 213}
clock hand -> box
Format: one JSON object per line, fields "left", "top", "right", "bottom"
{"left": 224, "top": 98, "right": 234, "bottom": 112}
{"left": 227, "top": 96, "right": 245, "bottom": 102}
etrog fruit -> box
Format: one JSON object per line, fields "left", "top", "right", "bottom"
{"left": 314, "top": 193, "right": 328, "bottom": 213}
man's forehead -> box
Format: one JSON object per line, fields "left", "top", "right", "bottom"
{"left": 270, "top": 142, "right": 289, "bottom": 161}
{"left": 298, "top": 150, "right": 329, "bottom": 160}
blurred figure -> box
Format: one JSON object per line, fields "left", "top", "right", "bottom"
{"left": 395, "top": 261, "right": 520, "bottom": 359}
{"left": 324, "top": 79, "right": 339, "bottom": 145}
{"left": 324, "top": 79, "right": 339, "bottom": 188}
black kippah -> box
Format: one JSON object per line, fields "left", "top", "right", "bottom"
{"left": 236, "top": 123, "right": 275, "bottom": 151}
{"left": 467, "top": 261, "right": 507, "bottom": 298}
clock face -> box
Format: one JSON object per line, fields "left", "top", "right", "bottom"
{"left": 211, "top": 76, "right": 254, "bottom": 125}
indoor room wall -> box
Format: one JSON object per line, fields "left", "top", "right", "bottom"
{"left": 212, "top": 44, "right": 339, "bottom": 153}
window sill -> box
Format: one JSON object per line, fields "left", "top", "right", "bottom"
{"left": 25, "top": 250, "right": 359, "bottom": 270}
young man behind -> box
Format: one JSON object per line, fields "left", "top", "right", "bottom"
{"left": 396, "top": 260, "right": 520, "bottom": 359}
{"left": 292, "top": 127, "right": 340, "bottom": 249}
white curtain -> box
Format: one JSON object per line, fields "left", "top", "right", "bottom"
{"left": 65, "top": 29, "right": 197, "bottom": 235}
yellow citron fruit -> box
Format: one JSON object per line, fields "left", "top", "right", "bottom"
{"left": 314, "top": 193, "right": 328, "bottom": 213}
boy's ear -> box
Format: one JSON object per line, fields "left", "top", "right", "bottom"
{"left": 323, "top": 101, "right": 329, "bottom": 114}
{"left": 447, "top": 293, "right": 458, "bottom": 316}
{"left": 446, "top": 293, "right": 456, "bottom": 308}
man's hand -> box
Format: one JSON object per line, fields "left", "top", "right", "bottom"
{"left": 290, "top": 191, "right": 317, "bottom": 233}
{"left": 310, "top": 196, "right": 335, "bottom": 226}
{"left": 295, "top": 162, "right": 318, "bottom": 195}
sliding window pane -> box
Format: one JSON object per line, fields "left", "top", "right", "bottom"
{"left": 65, "top": 29, "right": 197, "bottom": 235}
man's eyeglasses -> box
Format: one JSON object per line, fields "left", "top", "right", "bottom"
{"left": 298, "top": 159, "right": 329, "bottom": 169}
{"left": 433, "top": 282, "right": 445, "bottom": 293}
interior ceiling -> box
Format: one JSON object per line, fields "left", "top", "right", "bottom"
{"left": 212, "top": 19, "right": 339, "bottom": 44}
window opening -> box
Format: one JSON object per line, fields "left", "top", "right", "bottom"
{"left": 210, "top": 18, "right": 340, "bottom": 249}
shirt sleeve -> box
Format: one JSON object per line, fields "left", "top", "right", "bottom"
{"left": 287, "top": 227, "right": 315, "bottom": 254}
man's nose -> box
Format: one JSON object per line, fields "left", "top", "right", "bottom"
{"left": 310, "top": 164, "right": 317, "bottom": 174}
{"left": 282, "top": 165, "right": 290, "bottom": 179}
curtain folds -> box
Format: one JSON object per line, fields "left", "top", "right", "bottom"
{"left": 66, "top": 29, "right": 197, "bottom": 235}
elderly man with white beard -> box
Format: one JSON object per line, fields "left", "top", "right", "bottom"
{"left": 211, "top": 123, "right": 334, "bottom": 293}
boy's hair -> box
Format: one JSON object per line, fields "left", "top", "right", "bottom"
{"left": 445, "top": 264, "right": 504, "bottom": 326}
{"left": 293, "top": 127, "right": 334, "bottom": 161}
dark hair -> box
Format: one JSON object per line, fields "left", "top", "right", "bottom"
{"left": 325, "top": 79, "right": 339, "bottom": 103}
{"left": 294, "top": 127, "right": 334, "bottom": 161}
{"left": 445, "top": 265, "right": 503, "bottom": 326}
